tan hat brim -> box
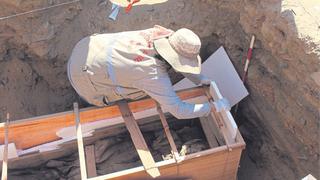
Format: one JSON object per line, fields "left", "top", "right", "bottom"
{"left": 110, "top": 0, "right": 168, "bottom": 7}
{"left": 153, "top": 38, "right": 201, "bottom": 74}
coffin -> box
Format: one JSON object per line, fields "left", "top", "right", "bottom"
{"left": 0, "top": 86, "right": 245, "bottom": 180}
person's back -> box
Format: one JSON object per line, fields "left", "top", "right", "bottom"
{"left": 68, "top": 27, "right": 172, "bottom": 105}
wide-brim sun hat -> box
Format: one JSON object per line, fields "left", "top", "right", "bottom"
{"left": 153, "top": 28, "right": 202, "bottom": 74}
{"left": 109, "top": 0, "right": 168, "bottom": 7}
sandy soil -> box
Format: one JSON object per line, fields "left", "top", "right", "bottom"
{"left": 0, "top": 0, "right": 319, "bottom": 179}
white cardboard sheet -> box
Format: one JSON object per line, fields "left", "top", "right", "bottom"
{"left": 174, "top": 46, "right": 249, "bottom": 106}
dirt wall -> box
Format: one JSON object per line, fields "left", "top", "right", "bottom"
{"left": 0, "top": 0, "right": 319, "bottom": 179}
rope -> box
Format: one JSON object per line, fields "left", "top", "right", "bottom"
{"left": 0, "top": 0, "right": 81, "bottom": 21}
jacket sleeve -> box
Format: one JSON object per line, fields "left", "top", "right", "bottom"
{"left": 181, "top": 73, "right": 210, "bottom": 86}
{"left": 136, "top": 74, "right": 211, "bottom": 119}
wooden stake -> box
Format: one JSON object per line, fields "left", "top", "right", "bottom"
{"left": 74, "top": 103, "right": 88, "bottom": 180}
{"left": 117, "top": 100, "right": 160, "bottom": 178}
{"left": 234, "top": 35, "right": 255, "bottom": 114}
{"left": 155, "top": 102, "right": 180, "bottom": 160}
{"left": 1, "top": 113, "right": 9, "bottom": 180}
{"left": 242, "top": 35, "right": 256, "bottom": 83}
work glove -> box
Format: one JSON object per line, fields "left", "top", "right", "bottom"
{"left": 210, "top": 98, "right": 231, "bottom": 112}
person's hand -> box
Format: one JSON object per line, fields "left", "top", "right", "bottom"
{"left": 210, "top": 98, "right": 231, "bottom": 112}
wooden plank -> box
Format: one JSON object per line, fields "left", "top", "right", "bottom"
{"left": 117, "top": 100, "right": 160, "bottom": 178}
{"left": 1, "top": 113, "right": 9, "bottom": 180}
{"left": 208, "top": 82, "right": 238, "bottom": 143}
{"left": 85, "top": 145, "right": 97, "bottom": 178}
{"left": 203, "top": 85, "right": 232, "bottom": 149}
{"left": 0, "top": 88, "right": 205, "bottom": 150}
{"left": 74, "top": 103, "right": 88, "bottom": 180}
{"left": 87, "top": 144, "right": 245, "bottom": 180}
{"left": 177, "top": 148, "right": 243, "bottom": 180}
{"left": 200, "top": 116, "right": 222, "bottom": 148}
{"left": 88, "top": 159, "right": 177, "bottom": 180}
{"left": 210, "top": 111, "right": 231, "bottom": 149}
{"left": 203, "top": 82, "right": 240, "bottom": 149}
{"left": 207, "top": 115, "right": 225, "bottom": 145}
{"left": 155, "top": 102, "right": 180, "bottom": 160}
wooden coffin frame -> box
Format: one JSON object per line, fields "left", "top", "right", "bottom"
{"left": 0, "top": 84, "right": 245, "bottom": 180}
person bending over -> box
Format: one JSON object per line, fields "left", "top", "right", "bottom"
{"left": 67, "top": 25, "right": 229, "bottom": 119}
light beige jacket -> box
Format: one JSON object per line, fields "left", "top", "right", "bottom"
{"left": 68, "top": 25, "right": 210, "bottom": 119}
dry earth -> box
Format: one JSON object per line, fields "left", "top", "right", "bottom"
{"left": 0, "top": 0, "right": 319, "bottom": 179}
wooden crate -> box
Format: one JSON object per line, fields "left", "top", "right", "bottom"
{"left": 0, "top": 87, "right": 245, "bottom": 180}
{"left": 88, "top": 141, "right": 244, "bottom": 180}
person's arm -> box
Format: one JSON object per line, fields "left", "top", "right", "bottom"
{"left": 180, "top": 73, "right": 232, "bottom": 112}
{"left": 135, "top": 73, "right": 211, "bottom": 119}
{"left": 181, "top": 73, "right": 211, "bottom": 86}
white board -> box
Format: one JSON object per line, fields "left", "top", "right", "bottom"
{"left": 174, "top": 46, "right": 248, "bottom": 106}
{"left": 0, "top": 143, "right": 18, "bottom": 160}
